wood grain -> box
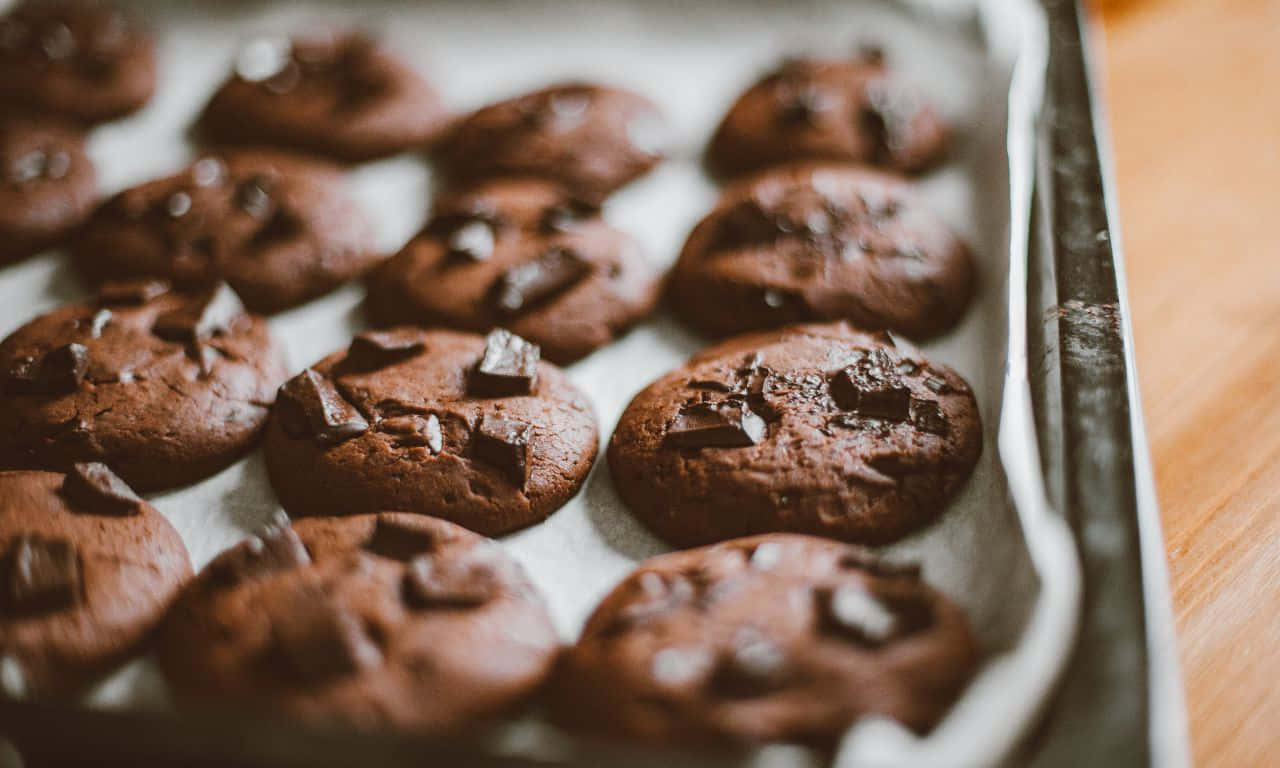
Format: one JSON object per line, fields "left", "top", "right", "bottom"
{"left": 1095, "top": 0, "right": 1280, "bottom": 765}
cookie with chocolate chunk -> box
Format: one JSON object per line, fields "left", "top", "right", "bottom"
{"left": 198, "top": 31, "right": 447, "bottom": 162}
{"left": 0, "top": 282, "right": 288, "bottom": 491}
{"left": 367, "top": 178, "right": 664, "bottom": 364}
{"left": 73, "top": 150, "right": 379, "bottom": 313}
{"left": 0, "top": 466, "right": 191, "bottom": 696}
{"left": 669, "top": 164, "right": 973, "bottom": 339}
{"left": 0, "top": 0, "right": 155, "bottom": 123}
{"left": 553, "top": 534, "right": 976, "bottom": 746}
{"left": 157, "top": 512, "right": 558, "bottom": 729}
{"left": 0, "top": 114, "right": 96, "bottom": 264}
{"left": 608, "top": 322, "right": 981, "bottom": 547}
{"left": 263, "top": 328, "right": 597, "bottom": 536}
{"left": 433, "top": 83, "right": 666, "bottom": 204}
{"left": 707, "top": 53, "right": 947, "bottom": 178}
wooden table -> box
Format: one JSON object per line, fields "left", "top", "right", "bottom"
{"left": 1096, "top": 0, "right": 1280, "bottom": 764}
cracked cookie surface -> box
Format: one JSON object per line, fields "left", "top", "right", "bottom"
{"left": 263, "top": 328, "right": 598, "bottom": 536}
{"left": 157, "top": 512, "right": 558, "bottom": 729}
{"left": 0, "top": 281, "right": 288, "bottom": 491}
{"left": 608, "top": 322, "right": 981, "bottom": 547}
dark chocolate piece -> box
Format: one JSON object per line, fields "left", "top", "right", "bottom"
{"left": 6, "top": 343, "right": 90, "bottom": 394}
{"left": 344, "top": 331, "right": 425, "bottom": 372}
{"left": 710, "top": 630, "right": 789, "bottom": 697}
{"left": 539, "top": 200, "right": 597, "bottom": 234}
{"left": 276, "top": 369, "right": 369, "bottom": 446}
{"left": 97, "top": 278, "right": 171, "bottom": 306}
{"left": 829, "top": 349, "right": 910, "bottom": 420}
{"left": 234, "top": 175, "right": 274, "bottom": 218}
{"left": 663, "top": 401, "right": 766, "bottom": 449}
{"left": 402, "top": 552, "right": 497, "bottom": 609}
{"left": 152, "top": 283, "right": 245, "bottom": 343}
{"left": 275, "top": 595, "right": 382, "bottom": 683}
{"left": 816, "top": 584, "right": 930, "bottom": 647}
{"left": 472, "top": 417, "right": 532, "bottom": 488}
{"left": 469, "top": 329, "right": 540, "bottom": 398}
{"left": 489, "top": 247, "right": 590, "bottom": 316}
{"left": 60, "top": 462, "right": 144, "bottom": 516}
{"left": 445, "top": 219, "right": 495, "bottom": 262}
{"left": 4, "top": 534, "right": 80, "bottom": 615}
{"left": 776, "top": 82, "right": 834, "bottom": 126}
{"left": 364, "top": 517, "right": 435, "bottom": 562}
{"left": 210, "top": 525, "right": 311, "bottom": 588}
{"left": 378, "top": 414, "right": 443, "bottom": 453}
{"left": 909, "top": 397, "right": 948, "bottom": 436}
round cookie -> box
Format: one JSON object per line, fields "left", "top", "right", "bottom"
{"left": 367, "top": 178, "right": 664, "bottom": 364}
{"left": 0, "top": 281, "right": 289, "bottom": 491}
{"left": 608, "top": 322, "right": 982, "bottom": 547}
{"left": 0, "top": 465, "right": 191, "bottom": 696}
{"left": 0, "top": 114, "right": 96, "bottom": 264}
{"left": 0, "top": 0, "right": 156, "bottom": 123}
{"left": 706, "top": 53, "right": 947, "bottom": 179}
{"left": 669, "top": 164, "right": 973, "bottom": 339}
{"left": 157, "top": 512, "right": 559, "bottom": 729}
{"left": 553, "top": 534, "right": 977, "bottom": 746}
{"left": 73, "top": 150, "right": 380, "bottom": 313}
{"left": 198, "top": 31, "right": 448, "bottom": 162}
{"left": 433, "top": 83, "right": 666, "bottom": 204}
{"left": 264, "top": 327, "right": 598, "bottom": 536}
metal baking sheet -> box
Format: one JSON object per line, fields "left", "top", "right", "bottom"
{"left": 0, "top": 0, "right": 1183, "bottom": 765}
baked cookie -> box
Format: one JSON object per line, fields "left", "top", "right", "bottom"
{"left": 264, "top": 328, "right": 598, "bottom": 536}
{"left": 0, "top": 465, "right": 191, "bottom": 697}
{"left": 367, "top": 178, "right": 664, "bottom": 364}
{"left": 0, "top": 114, "right": 96, "bottom": 264}
{"left": 669, "top": 164, "right": 973, "bottom": 339}
{"left": 199, "top": 31, "right": 447, "bottom": 162}
{"left": 433, "top": 83, "right": 666, "bottom": 204}
{"left": 73, "top": 150, "right": 379, "bottom": 313}
{"left": 157, "top": 513, "right": 559, "bottom": 729}
{"left": 0, "top": 0, "right": 155, "bottom": 123}
{"left": 608, "top": 322, "right": 981, "bottom": 547}
{"left": 0, "top": 281, "right": 288, "bottom": 491}
{"left": 553, "top": 534, "right": 977, "bottom": 746}
{"left": 707, "top": 53, "right": 946, "bottom": 179}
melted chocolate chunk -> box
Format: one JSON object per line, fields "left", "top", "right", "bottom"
{"left": 234, "top": 175, "right": 274, "bottom": 218}
{"left": 469, "top": 329, "right": 539, "bottom": 398}
{"left": 472, "top": 417, "right": 532, "bottom": 488}
{"left": 364, "top": 517, "right": 435, "bottom": 562}
{"left": 830, "top": 349, "right": 910, "bottom": 420}
{"left": 402, "top": 550, "right": 499, "bottom": 609}
{"left": 344, "top": 331, "right": 425, "bottom": 372}
{"left": 6, "top": 343, "right": 89, "bottom": 394}
{"left": 152, "top": 283, "right": 245, "bottom": 344}
{"left": 379, "top": 414, "right": 443, "bottom": 453}
{"left": 711, "top": 629, "right": 789, "bottom": 697}
{"left": 663, "top": 401, "right": 766, "bottom": 450}
{"left": 445, "top": 219, "right": 495, "bottom": 262}
{"left": 98, "top": 278, "right": 171, "bottom": 306}
{"left": 776, "top": 82, "right": 835, "bottom": 126}
{"left": 60, "top": 462, "right": 144, "bottom": 516}
{"left": 210, "top": 525, "right": 311, "bottom": 588}
{"left": 276, "top": 369, "right": 369, "bottom": 446}
{"left": 924, "top": 375, "right": 951, "bottom": 394}
{"left": 489, "top": 247, "right": 590, "bottom": 316}
{"left": 816, "top": 584, "right": 930, "bottom": 646}
{"left": 539, "top": 200, "right": 598, "bottom": 234}
{"left": 3, "top": 534, "right": 80, "bottom": 616}
{"left": 275, "top": 595, "right": 382, "bottom": 684}
{"left": 909, "top": 397, "right": 948, "bottom": 436}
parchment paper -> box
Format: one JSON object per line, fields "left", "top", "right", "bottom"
{"left": 0, "top": 1, "right": 1079, "bottom": 766}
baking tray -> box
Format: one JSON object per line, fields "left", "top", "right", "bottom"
{"left": 0, "top": 0, "right": 1187, "bottom": 766}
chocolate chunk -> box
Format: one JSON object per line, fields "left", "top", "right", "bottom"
{"left": 364, "top": 517, "right": 435, "bottom": 562}
{"left": 923, "top": 375, "right": 951, "bottom": 394}
{"left": 152, "top": 283, "right": 245, "bottom": 343}
{"left": 712, "top": 199, "right": 784, "bottom": 251}
{"left": 909, "top": 397, "right": 948, "bottom": 436}
{"left": 4, "top": 535, "right": 80, "bottom": 616}
{"left": 469, "top": 329, "right": 539, "bottom": 398}
{"left": 210, "top": 525, "right": 311, "bottom": 588}
{"left": 539, "top": 200, "right": 597, "bottom": 234}
{"left": 344, "top": 331, "right": 425, "bottom": 372}
{"left": 379, "top": 414, "right": 443, "bottom": 453}
{"left": 816, "top": 584, "right": 929, "bottom": 646}
{"left": 276, "top": 369, "right": 369, "bottom": 446}
{"left": 663, "top": 401, "right": 766, "bottom": 449}
{"left": 472, "top": 417, "right": 532, "bottom": 488}
{"left": 776, "top": 82, "right": 834, "bottom": 126}
{"left": 60, "top": 462, "right": 144, "bottom": 516}
{"left": 87, "top": 308, "right": 112, "bottom": 338}
{"left": 711, "top": 629, "right": 789, "bottom": 697}
{"left": 445, "top": 219, "right": 495, "bottom": 262}
{"left": 98, "top": 278, "right": 170, "bottom": 305}
{"left": 489, "top": 247, "right": 590, "bottom": 316}
{"left": 234, "top": 175, "right": 274, "bottom": 218}
{"left": 829, "top": 350, "right": 910, "bottom": 420}
{"left": 837, "top": 549, "right": 921, "bottom": 580}
{"left": 275, "top": 595, "right": 382, "bottom": 684}
{"left": 402, "top": 550, "right": 499, "bottom": 608}
{"left": 6, "top": 343, "right": 89, "bottom": 394}
{"left": 687, "top": 378, "right": 734, "bottom": 393}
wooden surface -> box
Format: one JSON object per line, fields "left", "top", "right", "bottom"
{"left": 1096, "top": 0, "right": 1280, "bottom": 765}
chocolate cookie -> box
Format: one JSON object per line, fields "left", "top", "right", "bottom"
{"left": 367, "top": 178, "right": 664, "bottom": 364}
{"left": 707, "top": 53, "right": 947, "bottom": 179}
{"left": 0, "top": 281, "right": 288, "bottom": 491}
{"left": 0, "top": 466, "right": 191, "bottom": 696}
{"left": 553, "top": 534, "right": 976, "bottom": 746}
{"left": 158, "top": 513, "right": 558, "bottom": 729}
{"left": 0, "top": 114, "right": 96, "bottom": 264}
{"left": 0, "top": 0, "right": 155, "bottom": 123}
{"left": 608, "top": 322, "right": 981, "bottom": 547}
{"left": 669, "top": 164, "right": 973, "bottom": 339}
{"left": 433, "top": 83, "right": 666, "bottom": 204}
{"left": 198, "top": 31, "right": 447, "bottom": 162}
{"left": 264, "top": 328, "right": 598, "bottom": 536}
{"left": 73, "top": 150, "right": 379, "bottom": 313}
